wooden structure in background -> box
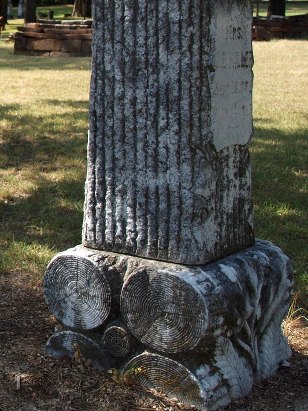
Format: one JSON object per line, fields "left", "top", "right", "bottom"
{"left": 14, "top": 19, "right": 92, "bottom": 57}
{"left": 13, "top": 14, "right": 308, "bottom": 55}
{"left": 253, "top": 14, "right": 308, "bottom": 40}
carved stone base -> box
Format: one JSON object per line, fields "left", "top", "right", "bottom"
{"left": 44, "top": 240, "right": 292, "bottom": 410}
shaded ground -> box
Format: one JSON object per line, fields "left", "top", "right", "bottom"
{"left": 0, "top": 271, "right": 307, "bottom": 411}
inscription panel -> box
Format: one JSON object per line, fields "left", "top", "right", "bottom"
{"left": 210, "top": 2, "right": 253, "bottom": 152}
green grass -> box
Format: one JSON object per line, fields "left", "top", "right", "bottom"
{"left": 252, "top": 40, "right": 308, "bottom": 304}
{"left": 7, "top": 4, "right": 74, "bottom": 20}
{"left": 0, "top": 42, "right": 91, "bottom": 281}
{"left": 36, "top": 4, "right": 74, "bottom": 19}
{"left": 0, "top": 39, "right": 307, "bottom": 305}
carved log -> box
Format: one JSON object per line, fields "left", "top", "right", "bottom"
{"left": 122, "top": 351, "right": 207, "bottom": 410}
{"left": 44, "top": 250, "right": 111, "bottom": 329}
{"left": 121, "top": 267, "right": 209, "bottom": 353}
{"left": 121, "top": 346, "right": 253, "bottom": 410}
{"left": 43, "top": 244, "right": 292, "bottom": 409}
{"left": 121, "top": 240, "right": 292, "bottom": 354}
{"left": 45, "top": 330, "right": 112, "bottom": 371}
{"left": 122, "top": 325, "right": 290, "bottom": 411}
{"left": 102, "top": 321, "right": 136, "bottom": 358}
{"left": 44, "top": 246, "right": 128, "bottom": 330}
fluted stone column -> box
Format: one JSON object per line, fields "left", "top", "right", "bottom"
{"left": 82, "top": 0, "right": 254, "bottom": 265}
{"left": 44, "top": 1, "right": 292, "bottom": 410}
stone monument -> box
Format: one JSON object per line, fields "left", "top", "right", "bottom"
{"left": 44, "top": 1, "right": 293, "bottom": 409}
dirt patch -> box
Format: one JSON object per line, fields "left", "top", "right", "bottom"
{"left": 0, "top": 271, "right": 307, "bottom": 411}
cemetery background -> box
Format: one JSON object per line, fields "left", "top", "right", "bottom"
{"left": 0, "top": 5, "right": 307, "bottom": 411}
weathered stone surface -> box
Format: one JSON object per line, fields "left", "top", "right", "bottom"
{"left": 123, "top": 352, "right": 207, "bottom": 410}
{"left": 44, "top": 240, "right": 292, "bottom": 410}
{"left": 102, "top": 320, "right": 136, "bottom": 358}
{"left": 44, "top": 249, "right": 112, "bottom": 330}
{"left": 83, "top": 0, "right": 254, "bottom": 265}
{"left": 45, "top": 330, "right": 112, "bottom": 371}
{"left": 121, "top": 240, "right": 292, "bottom": 354}
{"left": 81, "top": 40, "right": 92, "bottom": 54}
{"left": 209, "top": 2, "right": 253, "bottom": 151}
{"left": 43, "top": 1, "right": 293, "bottom": 409}
{"left": 65, "top": 39, "right": 83, "bottom": 52}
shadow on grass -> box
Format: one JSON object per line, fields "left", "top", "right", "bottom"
{"left": 254, "top": 1, "right": 308, "bottom": 16}
{"left": 251, "top": 125, "right": 307, "bottom": 299}
{"left": 0, "top": 175, "right": 85, "bottom": 248}
{"left": 0, "top": 109, "right": 307, "bottom": 295}
{"left": 0, "top": 99, "right": 88, "bottom": 269}
{"left": 252, "top": 124, "right": 307, "bottom": 208}
{"left": 0, "top": 100, "right": 89, "bottom": 168}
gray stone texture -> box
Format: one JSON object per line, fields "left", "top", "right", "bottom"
{"left": 82, "top": 0, "right": 254, "bottom": 264}
{"left": 43, "top": 1, "right": 293, "bottom": 409}
{"left": 44, "top": 240, "right": 293, "bottom": 410}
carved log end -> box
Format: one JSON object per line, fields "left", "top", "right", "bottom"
{"left": 45, "top": 330, "right": 112, "bottom": 371}
{"left": 102, "top": 321, "right": 135, "bottom": 358}
{"left": 44, "top": 251, "right": 112, "bottom": 330}
{"left": 123, "top": 352, "right": 207, "bottom": 410}
{"left": 121, "top": 268, "right": 208, "bottom": 353}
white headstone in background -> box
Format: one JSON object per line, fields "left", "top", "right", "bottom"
{"left": 209, "top": 3, "right": 253, "bottom": 151}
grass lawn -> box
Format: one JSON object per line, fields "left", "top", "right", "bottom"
{"left": 0, "top": 41, "right": 91, "bottom": 281}
{"left": 252, "top": 39, "right": 308, "bottom": 304}
{"left": 0, "top": 39, "right": 307, "bottom": 307}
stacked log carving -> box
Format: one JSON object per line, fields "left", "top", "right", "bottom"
{"left": 44, "top": 240, "right": 292, "bottom": 410}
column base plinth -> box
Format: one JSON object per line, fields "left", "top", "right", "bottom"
{"left": 44, "top": 239, "right": 292, "bottom": 410}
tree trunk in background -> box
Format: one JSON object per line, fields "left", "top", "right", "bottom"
{"left": 72, "top": 0, "right": 83, "bottom": 17}
{"left": 72, "top": 0, "right": 91, "bottom": 18}
{"left": 24, "top": 0, "right": 36, "bottom": 23}
{"left": 84, "top": 0, "right": 91, "bottom": 18}
{"left": 0, "top": 0, "right": 8, "bottom": 24}
{"left": 7, "top": 0, "right": 13, "bottom": 19}
{"left": 267, "top": 0, "right": 286, "bottom": 16}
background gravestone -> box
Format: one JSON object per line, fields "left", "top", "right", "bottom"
{"left": 44, "top": 1, "right": 292, "bottom": 409}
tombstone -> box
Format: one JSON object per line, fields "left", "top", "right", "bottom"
{"left": 44, "top": 1, "right": 292, "bottom": 409}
